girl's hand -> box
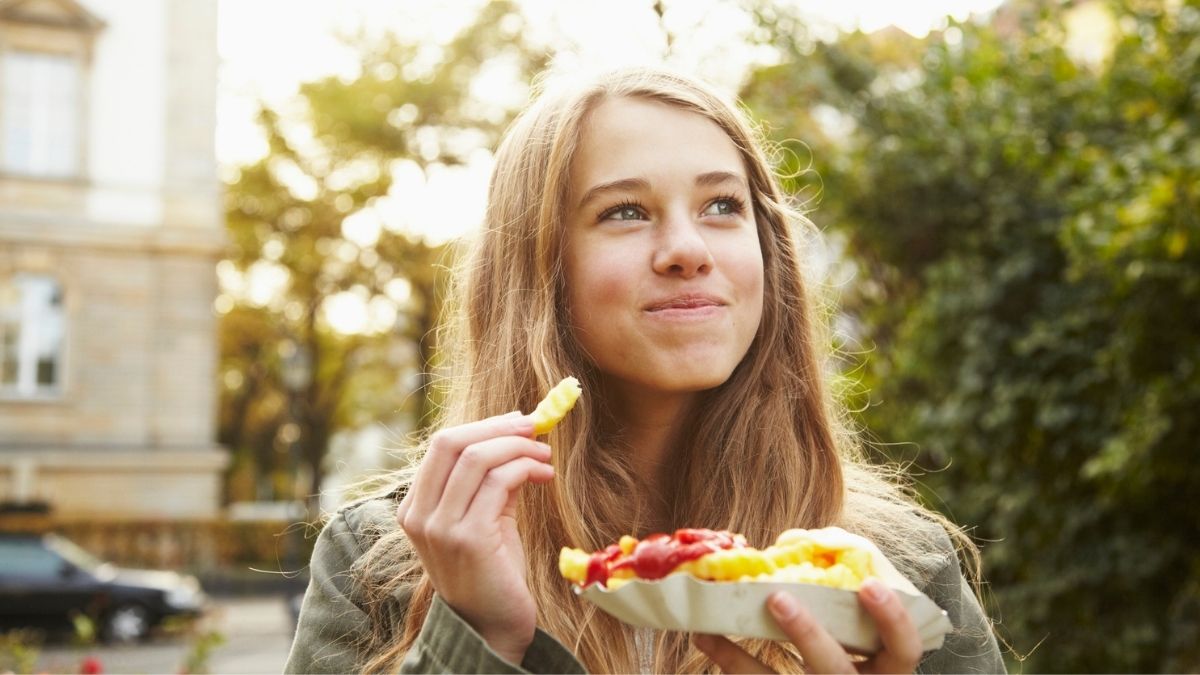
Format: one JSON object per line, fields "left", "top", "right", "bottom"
{"left": 395, "top": 412, "right": 554, "bottom": 665}
{"left": 693, "top": 579, "right": 924, "bottom": 674}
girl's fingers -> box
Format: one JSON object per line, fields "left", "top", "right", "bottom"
{"left": 697, "top": 587, "right": 920, "bottom": 675}
{"left": 432, "top": 436, "right": 552, "bottom": 523}
{"left": 857, "top": 579, "right": 923, "bottom": 674}
{"left": 406, "top": 413, "right": 532, "bottom": 525}
{"left": 459, "top": 456, "right": 554, "bottom": 525}
{"left": 394, "top": 486, "right": 413, "bottom": 525}
{"left": 766, "top": 592, "right": 856, "bottom": 673}
{"left": 692, "top": 634, "right": 772, "bottom": 674}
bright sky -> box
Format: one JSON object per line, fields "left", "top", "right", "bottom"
{"left": 217, "top": 0, "right": 1002, "bottom": 241}
{"left": 216, "top": 0, "right": 1002, "bottom": 332}
{"left": 217, "top": 0, "right": 1003, "bottom": 159}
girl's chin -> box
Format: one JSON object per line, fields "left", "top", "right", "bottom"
{"left": 593, "top": 351, "right": 747, "bottom": 398}
{"left": 628, "top": 367, "right": 738, "bottom": 395}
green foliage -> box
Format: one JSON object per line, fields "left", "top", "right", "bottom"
{"left": 69, "top": 612, "right": 96, "bottom": 646}
{"left": 0, "top": 629, "right": 40, "bottom": 674}
{"left": 747, "top": 1, "right": 1199, "bottom": 671}
{"left": 179, "top": 629, "right": 226, "bottom": 675}
{"left": 220, "top": 0, "right": 547, "bottom": 504}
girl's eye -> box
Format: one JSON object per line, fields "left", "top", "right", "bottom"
{"left": 703, "top": 196, "right": 744, "bottom": 217}
{"left": 601, "top": 203, "right": 646, "bottom": 222}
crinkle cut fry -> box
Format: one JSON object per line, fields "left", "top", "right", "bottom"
{"left": 530, "top": 376, "right": 582, "bottom": 435}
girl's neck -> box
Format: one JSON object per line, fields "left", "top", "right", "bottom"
{"left": 602, "top": 379, "right": 697, "bottom": 511}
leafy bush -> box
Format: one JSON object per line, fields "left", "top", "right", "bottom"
{"left": 747, "top": 1, "right": 1199, "bottom": 671}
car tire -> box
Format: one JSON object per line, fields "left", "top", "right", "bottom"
{"left": 103, "top": 603, "right": 151, "bottom": 643}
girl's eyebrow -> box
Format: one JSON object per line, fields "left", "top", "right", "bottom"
{"left": 694, "top": 170, "right": 749, "bottom": 190}
{"left": 576, "top": 177, "right": 650, "bottom": 212}
{"left": 575, "top": 171, "right": 749, "bottom": 212}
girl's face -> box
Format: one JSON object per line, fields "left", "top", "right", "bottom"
{"left": 564, "top": 96, "right": 764, "bottom": 400}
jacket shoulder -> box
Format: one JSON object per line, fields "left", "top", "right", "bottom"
{"left": 873, "top": 511, "right": 960, "bottom": 593}
{"left": 334, "top": 491, "right": 404, "bottom": 553}
{"left": 285, "top": 491, "right": 404, "bottom": 674}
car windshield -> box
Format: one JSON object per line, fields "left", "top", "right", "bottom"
{"left": 45, "top": 534, "right": 106, "bottom": 573}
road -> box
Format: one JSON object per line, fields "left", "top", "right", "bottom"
{"left": 36, "top": 595, "right": 296, "bottom": 674}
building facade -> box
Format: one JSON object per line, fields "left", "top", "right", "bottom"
{"left": 0, "top": 0, "right": 227, "bottom": 521}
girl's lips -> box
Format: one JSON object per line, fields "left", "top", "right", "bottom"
{"left": 645, "top": 304, "right": 725, "bottom": 320}
{"left": 643, "top": 294, "right": 725, "bottom": 312}
{"left": 643, "top": 295, "right": 726, "bottom": 320}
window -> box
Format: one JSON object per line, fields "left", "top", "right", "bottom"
{"left": 1, "top": 50, "right": 80, "bottom": 178}
{"left": 0, "top": 274, "right": 65, "bottom": 398}
{"left": 0, "top": 538, "right": 65, "bottom": 580}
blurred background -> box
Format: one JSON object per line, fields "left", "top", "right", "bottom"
{"left": 0, "top": 0, "right": 1195, "bottom": 672}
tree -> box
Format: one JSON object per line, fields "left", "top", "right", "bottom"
{"left": 219, "top": 0, "right": 548, "bottom": 506}
{"left": 745, "top": 1, "right": 1199, "bottom": 671}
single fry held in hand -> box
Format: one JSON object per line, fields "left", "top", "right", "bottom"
{"left": 560, "top": 527, "right": 878, "bottom": 591}
{"left": 529, "top": 376, "right": 582, "bottom": 435}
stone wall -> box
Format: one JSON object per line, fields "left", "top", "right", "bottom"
{"left": 0, "top": 234, "right": 228, "bottom": 518}
{"left": 0, "top": 0, "right": 228, "bottom": 521}
{"left": 0, "top": 231, "right": 221, "bottom": 447}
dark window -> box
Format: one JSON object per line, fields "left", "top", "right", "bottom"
{"left": 0, "top": 539, "right": 64, "bottom": 579}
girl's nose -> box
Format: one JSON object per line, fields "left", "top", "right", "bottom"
{"left": 651, "top": 215, "right": 714, "bottom": 278}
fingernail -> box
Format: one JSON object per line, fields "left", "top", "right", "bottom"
{"left": 768, "top": 592, "right": 797, "bottom": 620}
{"left": 863, "top": 578, "right": 889, "bottom": 603}
{"left": 502, "top": 410, "right": 523, "bottom": 418}
{"left": 692, "top": 634, "right": 714, "bottom": 650}
{"left": 535, "top": 441, "right": 552, "bottom": 453}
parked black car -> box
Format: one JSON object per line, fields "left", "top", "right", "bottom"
{"left": 0, "top": 532, "right": 206, "bottom": 642}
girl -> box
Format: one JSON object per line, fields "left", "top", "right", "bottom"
{"left": 285, "top": 67, "right": 1004, "bottom": 674}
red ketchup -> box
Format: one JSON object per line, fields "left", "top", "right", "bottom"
{"left": 584, "top": 543, "right": 624, "bottom": 587}
{"left": 585, "top": 528, "right": 742, "bottom": 588}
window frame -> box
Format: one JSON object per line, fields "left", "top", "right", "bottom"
{"left": 0, "top": 0, "right": 104, "bottom": 182}
{"left": 1, "top": 48, "right": 83, "bottom": 178}
{"left": 0, "top": 272, "right": 68, "bottom": 402}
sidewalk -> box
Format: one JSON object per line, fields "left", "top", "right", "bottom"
{"left": 36, "top": 595, "right": 295, "bottom": 674}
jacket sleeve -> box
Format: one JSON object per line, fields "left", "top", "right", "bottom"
{"left": 401, "top": 594, "right": 585, "bottom": 674}
{"left": 917, "top": 554, "right": 1007, "bottom": 674}
{"left": 284, "top": 508, "right": 374, "bottom": 674}
{"left": 284, "top": 499, "right": 585, "bottom": 674}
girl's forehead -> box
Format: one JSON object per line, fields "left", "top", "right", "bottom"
{"left": 581, "top": 96, "right": 725, "bottom": 144}
{"left": 570, "top": 97, "right": 746, "bottom": 194}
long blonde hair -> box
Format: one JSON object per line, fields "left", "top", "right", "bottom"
{"left": 354, "top": 67, "right": 980, "bottom": 673}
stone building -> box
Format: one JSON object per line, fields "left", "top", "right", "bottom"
{"left": 0, "top": 0, "right": 227, "bottom": 521}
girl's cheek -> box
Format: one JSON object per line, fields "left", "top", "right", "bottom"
{"left": 714, "top": 239, "right": 763, "bottom": 289}
{"left": 575, "top": 250, "right": 636, "bottom": 306}
{"left": 589, "top": 271, "right": 630, "bottom": 306}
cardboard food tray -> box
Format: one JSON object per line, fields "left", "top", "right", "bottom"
{"left": 577, "top": 575, "right": 953, "bottom": 654}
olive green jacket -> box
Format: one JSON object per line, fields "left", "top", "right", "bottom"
{"left": 284, "top": 496, "right": 1005, "bottom": 674}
